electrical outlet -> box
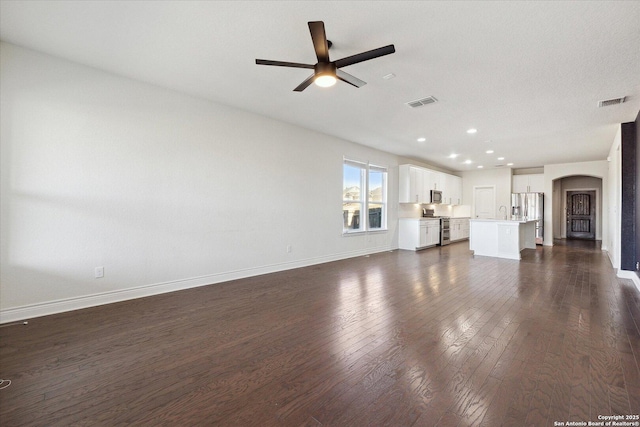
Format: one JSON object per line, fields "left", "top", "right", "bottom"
{"left": 636, "top": 261, "right": 639, "bottom": 271}
{"left": 95, "top": 267, "right": 104, "bottom": 279}
{"left": 286, "top": 245, "right": 292, "bottom": 253}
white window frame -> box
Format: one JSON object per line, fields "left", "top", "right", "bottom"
{"left": 342, "top": 158, "right": 388, "bottom": 235}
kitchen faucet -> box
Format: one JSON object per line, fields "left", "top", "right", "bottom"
{"left": 499, "top": 205, "right": 507, "bottom": 219}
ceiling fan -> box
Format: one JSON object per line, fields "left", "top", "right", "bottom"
{"left": 256, "top": 21, "right": 395, "bottom": 92}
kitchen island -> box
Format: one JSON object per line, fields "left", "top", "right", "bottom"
{"left": 469, "top": 218, "right": 537, "bottom": 260}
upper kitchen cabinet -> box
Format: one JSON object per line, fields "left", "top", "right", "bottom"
{"left": 443, "top": 174, "right": 462, "bottom": 205}
{"left": 399, "top": 165, "right": 427, "bottom": 203}
{"left": 399, "top": 164, "right": 462, "bottom": 205}
{"left": 512, "top": 173, "right": 544, "bottom": 193}
{"left": 424, "top": 169, "right": 443, "bottom": 191}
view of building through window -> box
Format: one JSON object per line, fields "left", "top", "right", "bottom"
{"left": 368, "top": 167, "right": 385, "bottom": 229}
{"left": 343, "top": 160, "right": 387, "bottom": 233}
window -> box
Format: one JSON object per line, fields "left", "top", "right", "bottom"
{"left": 367, "top": 165, "right": 387, "bottom": 231}
{"left": 343, "top": 159, "right": 387, "bottom": 234}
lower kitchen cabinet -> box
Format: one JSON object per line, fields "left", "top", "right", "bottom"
{"left": 399, "top": 219, "right": 441, "bottom": 250}
{"left": 450, "top": 218, "right": 470, "bottom": 242}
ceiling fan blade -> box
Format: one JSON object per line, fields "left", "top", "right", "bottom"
{"left": 293, "top": 74, "right": 316, "bottom": 92}
{"left": 308, "top": 21, "right": 330, "bottom": 63}
{"left": 256, "top": 59, "right": 315, "bottom": 69}
{"left": 334, "top": 44, "right": 395, "bottom": 69}
{"left": 336, "top": 70, "right": 366, "bottom": 88}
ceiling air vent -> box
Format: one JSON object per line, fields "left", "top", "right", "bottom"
{"left": 406, "top": 96, "right": 438, "bottom": 108}
{"left": 598, "top": 97, "right": 626, "bottom": 107}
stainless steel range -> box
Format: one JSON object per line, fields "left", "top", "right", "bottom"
{"left": 439, "top": 217, "right": 450, "bottom": 246}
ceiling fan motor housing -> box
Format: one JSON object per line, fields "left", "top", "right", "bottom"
{"left": 315, "top": 62, "right": 336, "bottom": 77}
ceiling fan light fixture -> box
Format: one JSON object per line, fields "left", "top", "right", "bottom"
{"left": 314, "top": 62, "right": 337, "bottom": 88}
{"left": 315, "top": 74, "right": 337, "bottom": 87}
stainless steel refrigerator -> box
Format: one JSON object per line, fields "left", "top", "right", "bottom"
{"left": 511, "top": 192, "right": 544, "bottom": 245}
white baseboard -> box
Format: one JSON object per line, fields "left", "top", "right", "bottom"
{"left": 617, "top": 270, "right": 640, "bottom": 293}
{"left": 0, "top": 245, "right": 396, "bottom": 324}
{"left": 607, "top": 250, "right": 615, "bottom": 267}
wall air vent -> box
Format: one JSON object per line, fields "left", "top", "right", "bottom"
{"left": 406, "top": 96, "right": 438, "bottom": 108}
{"left": 598, "top": 97, "right": 626, "bottom": 107}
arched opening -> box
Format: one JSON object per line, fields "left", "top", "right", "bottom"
{"left": 551, "top": 175, "right": 603, "bottom": 242}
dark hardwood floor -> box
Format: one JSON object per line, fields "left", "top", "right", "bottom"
{"left": 1, "top": 240, "right": 639, "bottom": 426}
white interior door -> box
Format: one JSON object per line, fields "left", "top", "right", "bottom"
{"left": 474, "top": 186, "right": 496, "bottom": 219}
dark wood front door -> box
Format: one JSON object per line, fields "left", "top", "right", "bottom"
{"left": 566, "top": 191, "right": 596, "bottom": 240}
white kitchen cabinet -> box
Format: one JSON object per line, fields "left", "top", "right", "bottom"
{"left": 450, "top": 218, "right": 470, "bottom": 242}
{"left": 426, "top": 220, "right": 440, "bottom": 246}
{"left": 411, "top": 167, "right": 426, "bottom": 202}
{"left": 443, "top": 174, "right": 462, "bottom": 205}
{"left": 399, "top": 219, "right": 441, "bottom": 250}
{"left": 399, "top": 164, "right": 463, "bottom": 205}
{"left": 424, "top": 169, "right": 443, "bottom": 192}
{"left": 512, "top": 174, "right": 544, "bottom": 193}
{"left": 462, "top": 220, "right": 470, "bottom": 240}
{"left": 450, "top": 219, "right": 459, "bottom": 241}
{"left": 399, "top": 165, "right": 428, "bottom": 203}
{"left": 418, "top": 222, "right": 428, "bottom": 248}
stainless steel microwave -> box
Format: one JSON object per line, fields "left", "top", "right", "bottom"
{"left": 430, "top": 190, "right": 442, "bottom": 204}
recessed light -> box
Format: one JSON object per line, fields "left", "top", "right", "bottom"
{"left": 497, "top": 157, "right": 505, "bottom": 160}
{"left": 486, "top": 150, "right": 494, "bottom": 154}
{"left": 464, "top": 160, "right": 472, "bottom": 164}
{"left": 448, "top": 153, "right": 459, "bottom": 159}
{"left": 417, "top": 137, "right": 426, "bottom": 142}
{"left": 477, "top": 165, "right": 484, "bottom": 169}
{"left": 507, "top": 162, "right": 514, "bottom": 166}
{"left": 467, "top": 128, "right": 477, "bottom": 134}
{"left": 382, "top": 73, "right": 396, "bottom": 80}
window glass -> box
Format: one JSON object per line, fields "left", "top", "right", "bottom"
{"left": 343, "top": 159, "right": 387, "bottom": 233}
{"left": 343, "top": 163, "right": 364, "bottom": 232}
{"left": 368, "top": 166, "right": 386, "bottom": 230}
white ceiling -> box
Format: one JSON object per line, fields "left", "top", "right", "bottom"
{"left": 1, "top": 1, "right": 639, "bottom": 171}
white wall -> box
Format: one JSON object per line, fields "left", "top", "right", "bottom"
{"left": 0, "top": 43, "right": 400, "bottom": 322}
{"left": 607, "top": 126, "right": 622, "bottom": 269}
{"left": 552, "top": 179, "right": 562, "bottom": 239}
{"left": 461, "top": 168, "right": 512, "bottom": 219}
{"left": 543, "top": 160, "right": 609, "bottom": 247}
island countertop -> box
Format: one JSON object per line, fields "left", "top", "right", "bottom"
{"left": 470, "top": 218, "right": 537, "bottom": 224}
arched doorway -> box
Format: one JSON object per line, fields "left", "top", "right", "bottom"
{"left": 552, "top": 175, "right": 603, "bottom": 241}
{"left": 566, "top": 190, "right": 596, "bottom": 239}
